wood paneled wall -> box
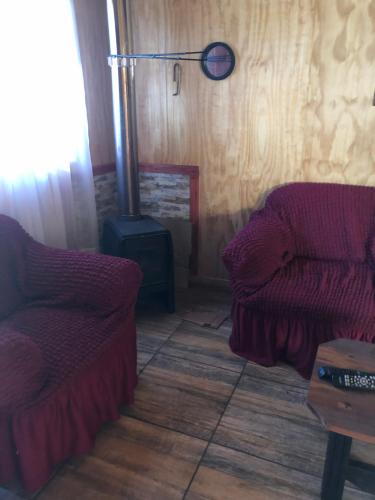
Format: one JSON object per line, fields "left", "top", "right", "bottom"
{"left": 130, "top": 0, "right": 375, "bottom": 282}
{"left": 302, "top": 1, "right": 375, "bottom": 185}
{"left": 76, "top": 0, "right": 375, "bottom": 281}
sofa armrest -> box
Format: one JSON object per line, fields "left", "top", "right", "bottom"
{"left": 222, "top": 208, "right": 294, "bottom": 288}
{"left": 0, "top": 328, "right": 46, "bottom": 412}
{"left": 24, "top": 241, "right": 143, "bottom": 314}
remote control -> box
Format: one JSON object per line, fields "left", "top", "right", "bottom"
{"left": 331, "top": 371, "right": 375, "bottom": 391}
{"left": 318, "top": 365, "right": 375, "bottom": 391}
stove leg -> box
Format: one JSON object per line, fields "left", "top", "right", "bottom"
{"left": 166, "top": 290, "right": 175, "bottom": 313}
{"left": 166, "top": 233, "right": 175, "bottom": 313}
{"left": 166, "top": 271, "right": 175, "bottom": 313}
{"left": 321, "top": 432, "right": 352, "bottom": 500}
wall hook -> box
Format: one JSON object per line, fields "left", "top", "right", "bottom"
{"left": 173, "top": 63, "right": 181, "bottom": 96}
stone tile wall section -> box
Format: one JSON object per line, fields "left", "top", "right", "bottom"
{"left": 139, "top": 172, "right": 190, "bottom": 220}
{"left": 93, "top": 171, "right": 118, "bottom": 234}
{"left": 94, "top": 171, "right": 190, "bottom": 232}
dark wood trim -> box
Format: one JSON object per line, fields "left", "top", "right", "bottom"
{"left": 189, "top": 172, "right": 199, "bottom": 275}
{"left": 92, "top": 162, "right": 116, "bottom": 176}
{"left": 139, "top": 162, "right": 199, "bottom": 178}
{"left": 93, "top": 162, "right": 199, "bottom": 275}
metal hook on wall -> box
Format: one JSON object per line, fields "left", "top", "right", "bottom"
{"left": 173, "top": 63, "right": 181, "bottom": 96}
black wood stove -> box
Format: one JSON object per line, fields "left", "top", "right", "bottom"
{"left": 103, "top": 0, "right": 175, "bottom": 312}
{"left": 102, "top": 215, "right": 175, "bottom": 312}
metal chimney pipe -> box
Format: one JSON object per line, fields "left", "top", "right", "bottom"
{"left": 107, "top": 0, "right": 140, "bottom": 217}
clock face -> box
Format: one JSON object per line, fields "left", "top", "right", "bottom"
{"left": 201, "top": 42, "right": 235, "bottom": 81}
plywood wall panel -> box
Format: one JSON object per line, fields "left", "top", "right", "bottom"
{"left": 131, "top": 0, "right": 318, "bottom": 280}
{"left": 77, "top": 0, "right": 375, "bottom": 281}
{"left": 302, "top": 0, "right": 375, "bottom": 186}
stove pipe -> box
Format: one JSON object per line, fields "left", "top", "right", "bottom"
{"left": 107, "top": 0, "right": 140, "bottom": 218}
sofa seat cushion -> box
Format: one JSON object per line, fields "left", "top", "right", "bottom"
{"left": 1, "top": 305, "right": 132, "bottom": 398}
{"left": 242, "top": 258, "right": 375, "bottom": 324}
{"left": 0, "top": 329, "right": 46, "bottom": 411}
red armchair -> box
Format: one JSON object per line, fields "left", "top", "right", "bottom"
{"left": 0, "top": 215, "right": 142, "bottom": 493}
{"left": 223, "top": 183, "right": 375, "bottom": 379}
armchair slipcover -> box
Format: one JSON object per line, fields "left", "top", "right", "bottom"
{"left": 223, "top": 183, "right": 375, "bottom": 378}
{"left": 0, "top": 215, "right": 142, "bottom": 493}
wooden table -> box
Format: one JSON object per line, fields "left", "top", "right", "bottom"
{"left": 307, "top": 339, "right": 375, "bottom": 500}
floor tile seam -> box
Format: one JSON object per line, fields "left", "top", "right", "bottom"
{"left": 198, "top": 438, "right": 370, "bottom": 494}
{"left": 206, "top": 438, "right": 325, "bottom": 480}
{"left": 225, "top": 405, "right": 323, "bottom": 431}
{"left": 130, "top": 381, "right": 238, "bottom": 404}
{"left": 182, "top": 362, "right": 247, "bottom": 499}
{"left": 241, "top": 368, "right": 309, "bottom": 391}
{"left": 139, "top": 350, "right": 245, "bottom": 378}
{"left": 119, "top": 412, "right": 210, "bottom": 443}
{"left": 35, "top": 415, "right": 209, "bottom": 499}
{"left": 137, "top": 319, "right": 184, "bottom": 375}
{"left": 147, "top": 348, "right": 246, "bottom": 374}
{"left": 33, "top": 426, "right": 360, "bottom": 500}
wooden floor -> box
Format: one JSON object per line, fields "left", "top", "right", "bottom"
{"left": 3, "top": 288, "right": 375, "bottom": 500}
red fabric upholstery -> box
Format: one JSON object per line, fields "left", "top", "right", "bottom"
{"left": 0, "top": 329, "right": 46, "bottom": 411}
{"left": 24, "top": 241, "right": 141, "bottom": 314}
{"left": 223, "top": 183, "right": 375, "bottom": 378}
{"left": 0, "top": 214, "right": 142, "bottom": 492}
{"left": 266, "top": 182, "right": 375, "bottom": 262}
{"left": 240, "top": 259, "right": 374, "bottom": 322}
{"left": 222, "top": 207, "right": 294, "bottom": 287}
{"left": 369, "top": 233, "right": 375, "bottom": 269}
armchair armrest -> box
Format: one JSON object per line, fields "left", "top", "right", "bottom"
{"left": 24, "top": 241, "right": 143, "bottom": 314}
{"left": 0, "top": 328, "right": 46, "bottom": 412}
{"left": 223, "top": 208, "right": 294, "bottom": 289}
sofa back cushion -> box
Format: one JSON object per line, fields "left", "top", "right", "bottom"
{"left": 0, "top": 328, "right": 46, "bottom": 412}
{"left": 266, "top": 183, "right": 375, "bottom": 263}
{"left": 0, "top": 215, "right": 28, "bottom": 319}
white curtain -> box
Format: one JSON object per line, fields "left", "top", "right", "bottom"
{"left": 0, "top": 0, "right": 98, "bottom": 250}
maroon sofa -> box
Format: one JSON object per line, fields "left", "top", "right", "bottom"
{"left": 0, "top": 215, "right": 142, "bottom": 493}
{"left": 223, "top": 183, "right": 375, "bottom": 379}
